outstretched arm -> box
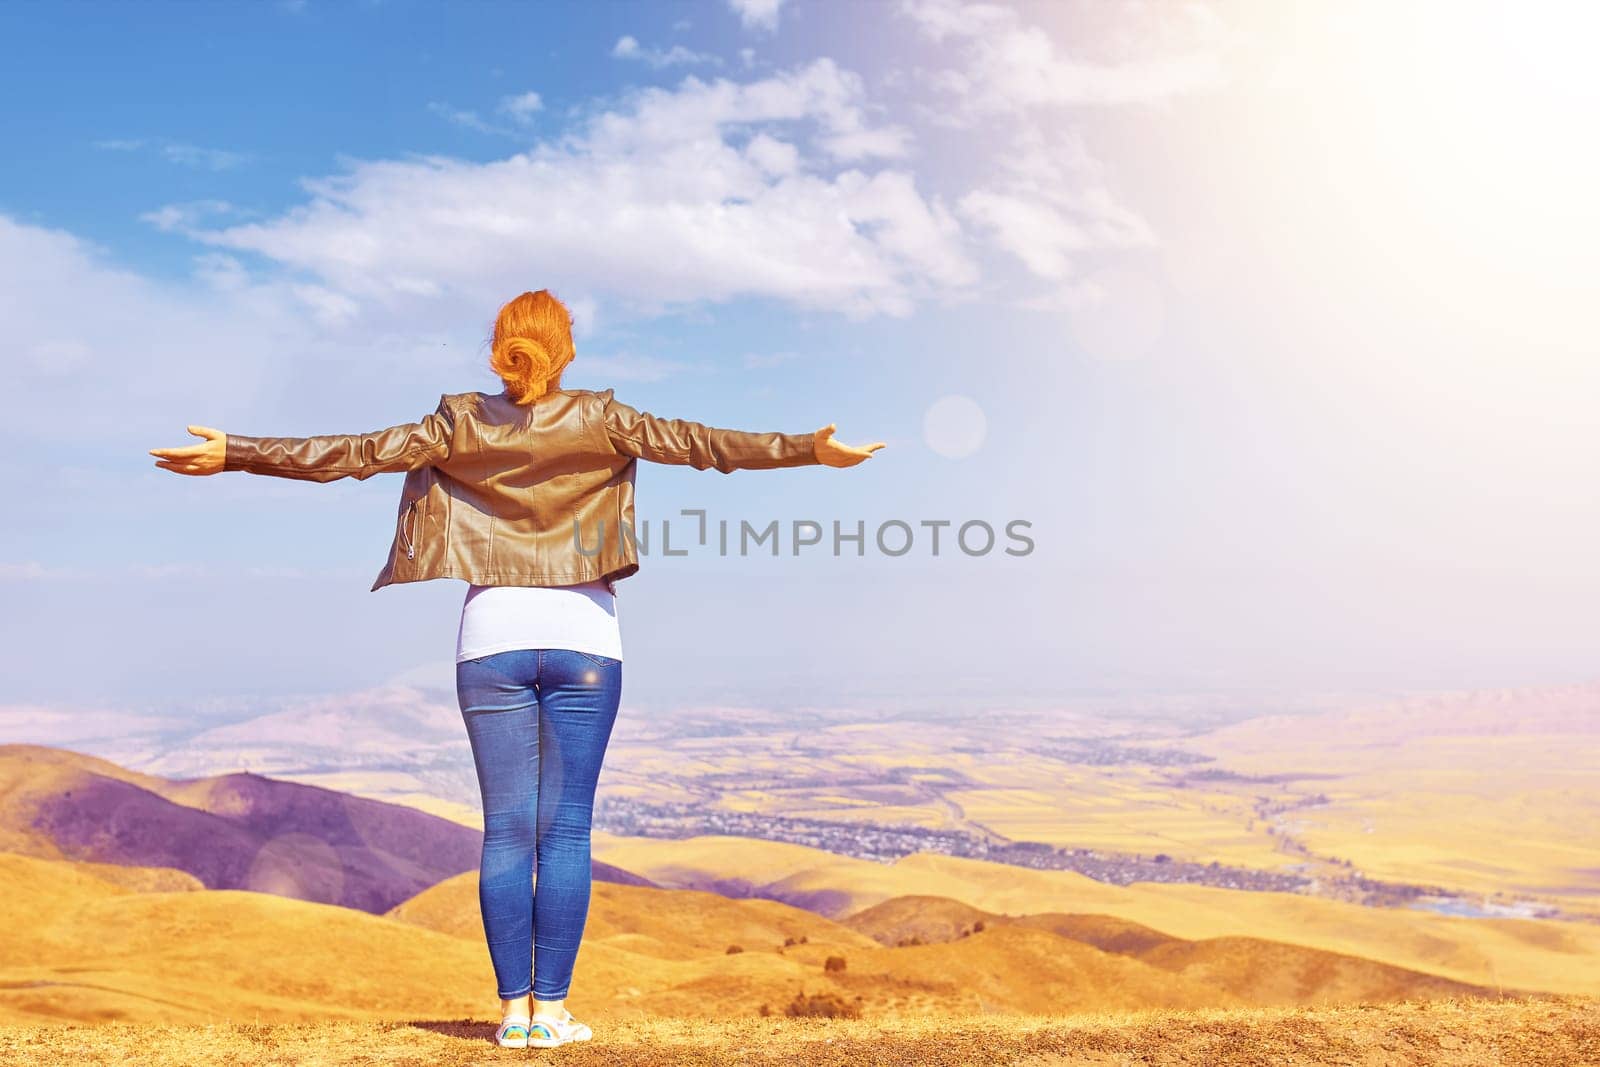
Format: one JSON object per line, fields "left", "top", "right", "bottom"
{"left": 600, "top": 391, "right": 884, "bottom": 472}
{"left": 149, "top": 395, "right": 457, "bottom": 482}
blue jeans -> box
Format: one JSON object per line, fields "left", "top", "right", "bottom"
{"left": 455, "top": 647, "right": 622, "bottom": 1000}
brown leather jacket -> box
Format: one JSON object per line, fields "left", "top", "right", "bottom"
{"left": 222, "top": 387, "right": 820, "bottom": 591}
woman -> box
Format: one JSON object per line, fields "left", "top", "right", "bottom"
{"left": 148, "top": 289, "right": 884, "bottom": 1048}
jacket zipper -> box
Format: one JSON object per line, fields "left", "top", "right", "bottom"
{"left": 402, "top": 500, "right": 418, "bottom": 559}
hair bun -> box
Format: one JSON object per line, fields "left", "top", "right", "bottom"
{"left": 488, "top": 289, "right": 577, "bottom": 404}
{"left": 497, "top": 337, "right": 555, "bottom": 401}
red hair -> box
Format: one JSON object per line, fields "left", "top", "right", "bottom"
{"left": 489, "top": 290, "right": 576, "bottom": 405}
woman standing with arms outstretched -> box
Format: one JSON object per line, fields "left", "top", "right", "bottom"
{"left": 149, "top": 289, "right": 884, "bottom": 1048}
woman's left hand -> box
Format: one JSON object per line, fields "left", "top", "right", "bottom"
{"left": 813, "top": 424, "right": 886, "bottom": 468}
{"left": 149, "top": 426, "right": 227, "bottom": 476}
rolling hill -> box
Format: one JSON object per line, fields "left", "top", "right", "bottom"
{"left": 0, "top": 841, "right": 1519, "bottom": 1029}
{"left": 0, "top": 744, "right": 646, "bottom": 913}
{"left": 589, "top": 831, "right": 1600, "bottom": 997}
{"left": 0, "top": 742, "right": 1588, "bottom": 1035}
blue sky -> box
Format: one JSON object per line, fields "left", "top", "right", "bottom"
{"left": 3, "top": 0, "right": 1597, "bottom": 727}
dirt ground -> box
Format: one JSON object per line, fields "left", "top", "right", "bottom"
{"left": 0, "top": 995, "right": 1595, "bottom": 1067}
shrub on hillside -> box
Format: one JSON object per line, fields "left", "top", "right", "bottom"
{"left": 824, "top": 955, "right": 846, "bottom": 972}
{"left": 784, "top": 990, "right": 861, "bottom": 1019}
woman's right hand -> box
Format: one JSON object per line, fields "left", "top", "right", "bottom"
{"left": 813, "top": 424, "right": 886, "bottom": 468}
{"left": 149, "top": 425, "right": 228, "bottom": 476}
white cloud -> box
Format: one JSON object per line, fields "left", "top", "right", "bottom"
{"left": 727, "top": 0, "right": 785, "bottom": 33}
{"left": 192, "top": 251, "right": 251, "bottom": 291}
{"left": 0, "top": 212, "right": 473, "bottom": 451}
{"left": 426, "top": 101, "right": 510, "bottom": 136}
{"left": 896, "top": 0, "right": 1010, "bottom": 44}
{"left": 92, "top": 137, "right": 247, "bottom": 170}
{"left": 288, "top": 281, "right": 363, "bottom": 326}
{"left": 957, "top": 190, "right": 1090, "bottom": 280}
{"left": 139, "top": 199, "right": 238, "bottom": 233}
{"left": 175, "top": 59, "right": 966, "bottom": 321}
{"left": 162, "top": 143, "right": 248, "bottom": 171}
{"left": 955, "top": 127, "right": 1154, "bottom": 282}
{"left": 895, "top": 0, "right": 1228, "bottom": 295}
{"left": 498, "top": 91, "right": 544, "bottom": 123}
{"left": 742, "top": 132, "right": 799, "bottom": 176}
{"left": 612, "top": 35, "right": 722, "bottom": 69}
{"left": 899, "top": 0, "right": 1230, "bottom": 111}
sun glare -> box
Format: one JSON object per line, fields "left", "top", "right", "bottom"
{"left": 1341, "top": 0, "right": 1600, "bottom": 271}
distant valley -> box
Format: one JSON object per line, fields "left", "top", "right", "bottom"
{"left": 58, "top": 680, "right": 1600, "bottom": 922}
{"left": 8, "top": 743, "right": 1600, "bottom": 1031}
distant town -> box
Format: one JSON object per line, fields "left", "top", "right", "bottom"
{"left": 592, "top": 795, "right": 1571, "bottom": 921}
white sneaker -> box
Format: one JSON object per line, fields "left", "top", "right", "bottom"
{"left": 526, "top": 1007, "right": 593, "bottom": 1048}
{"left": 495, "top": 1014, "right": 531, "bottom": 1048}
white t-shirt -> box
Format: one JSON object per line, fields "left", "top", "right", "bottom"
{"left": 455, "top": 580, "right": 623, "bottom": 664}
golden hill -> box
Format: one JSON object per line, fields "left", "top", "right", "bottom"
{"left": 0, "top": 842, "right": 1517, "bottom": 1029}
{"left": 387, "top": 869, "right": 1224, "bottom": 1017}
{"left": 591, "top": 831, "right": 1600, "bottom": 997}
{"left": 0, "top": 851, "right": 491, "bottom": 1025}
{"left": 0, "top": 744, "right": 485, "bottom": 912}
{"left": 842, "top": 894, "right": 1492, "bottom": 1006}
{"left": 387, "top": 865, "right": 1504, "bottom": 1017}
{"left": 388, "top": 870, "right": 881, "bottom": 960}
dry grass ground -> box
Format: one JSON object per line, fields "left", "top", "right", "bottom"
{"left": 0, "top": 996, "right": 1594, "bottom": 1067}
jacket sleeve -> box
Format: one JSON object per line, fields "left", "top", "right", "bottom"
{"left": 598, "top": 389, "right": 817, "bottom": 473}
{"left": 223, "top": 394, "right": 457, "bottom": 483}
